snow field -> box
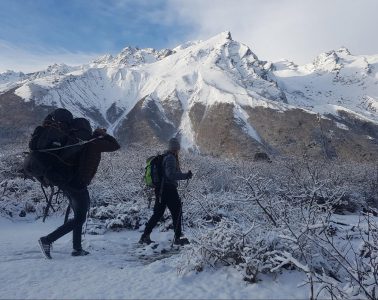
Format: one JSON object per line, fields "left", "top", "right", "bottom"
{"left": 0, "top": 217, "right": 308, "bottom": 299}
{"left": 1, "top": 147, "right": 377, "bottom": 299}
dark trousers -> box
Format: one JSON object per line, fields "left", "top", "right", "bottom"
{"left": 46, "top": 186, "right": 90, "bottom": 250}
{"left": 144, "top": 185, "right": 182, "bottom": 238}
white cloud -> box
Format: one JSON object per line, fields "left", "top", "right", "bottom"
{"left": 166, "top": 0, "right": 378, "bottom": 64}
{"left": 0, "top": 40, "right": 101, "bottom": 73}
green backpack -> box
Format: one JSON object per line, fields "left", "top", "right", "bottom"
{"left": 144, "top": 154, "right": 166, "bottom": 188}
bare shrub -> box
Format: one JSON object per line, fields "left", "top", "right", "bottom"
{"left": 1, "top": 144, "right": 377, "bottom": 299}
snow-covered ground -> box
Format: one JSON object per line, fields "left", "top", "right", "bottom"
{"left": 0, "top": 217, "right": 308, "bottom": 299}
{"left": 1, "top": 150, "right": 377, "bottom": 299}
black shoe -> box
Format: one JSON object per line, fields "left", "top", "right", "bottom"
{"left": 174, "top": 237, "right": 190, "bottom": 246}
{"left": 71, "top": 249, "right": 90, "bottom": 256}
{"left": 38, "top": 237, "right": 52, "bottom": 259}
{"left": 139, "top": 233, "right": 154, "bottom": 245}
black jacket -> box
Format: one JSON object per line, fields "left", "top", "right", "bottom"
{"left": 162, "top": 152, "right": 190, "bottom": 187}
{"left": 73, "top": 133, "right": 120, "bottom": 188}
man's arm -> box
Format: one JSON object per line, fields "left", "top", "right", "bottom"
{"left": 89, "top": 128, "right": 120, "bottom": 152}
{"left": 164, "top": 154, "right": 189, "bottom": 181}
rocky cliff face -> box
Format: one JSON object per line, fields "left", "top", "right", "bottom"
{"left": 0, "top": 89, "right": 52, "bottom": 144}
{"left": 0, "top": 32, "right": 377, "bottom": 161}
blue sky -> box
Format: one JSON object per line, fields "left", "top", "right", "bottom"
{"left": 0, "top": 0, "right": 190, "bottom": 52}
{"left": 0, "top": 0, "right": 191, "bottom": 72}
{"left": 1, "top": 0, "right": 378, "bottom": 72}
{"left": 0, "top": 0, "right": 194, "bottom": 72}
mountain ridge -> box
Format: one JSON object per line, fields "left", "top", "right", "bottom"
{"left": 0, "top": 32, "right": 377, "bottom": 161}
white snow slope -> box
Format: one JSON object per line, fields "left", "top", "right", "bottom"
{"left": 1, "top": 32, "right": 378, "bottom": 147}
{"left": 0, "top": 70, "right": 27, "bottom": 91}
{"left": 0, "top": 217, "right": 308, "bottom": 299}
{"left": 272, "top": 47, "right": 378, "bottom": 122}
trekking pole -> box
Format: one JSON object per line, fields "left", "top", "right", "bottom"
{"left": 180, "top": 178, "right": 191, "bottom": 231}
{"left": 54, "top": 188, "right": 61, "bottom": 211}
{"left": 171, "top": 178, "right": 191, "bottom": 247}
{"left": 41, "top": 184, "right": 49, "bottom": 221}
{"left": 182, "top": 179, "right": 190, "bottom": 197}
{"left": 181, "top": 198, "right": 184, "bottom": 233}
{"left": 42, "top": 185, "right": 55, "bottom": 222}
{"left": 171, "top": 206, "right": 183, "bottom": 248}
{"left": 64, "top": 204, "right": 71, "bottom": 224}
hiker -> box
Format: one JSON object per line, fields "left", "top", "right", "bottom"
{"left": 34, "top": 110, "right": 120, "bottom": 259}
{"left": 140, "top": 138, "right": 193, "bottom": 246}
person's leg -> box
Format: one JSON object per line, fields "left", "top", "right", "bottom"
{"left": 166, "top": 187, "right": 182, "bottom": 239}
{"left": 44, "top": 219, "right": 75, "bottom": 244}
{"left": 44, "top": 187, "right": 89, "bottom": 249}
{"left": 44, "top": 194, "right": 76, "bottom": 244}
{"left": 143, "top": 196, "right": 166, "bottom": 236}
{"left": 68, "top": 187, "right": 90, "bottom": 251}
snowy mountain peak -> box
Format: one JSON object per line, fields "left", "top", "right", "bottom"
{"left": 203, "top": 31, "right": 234, "bottom": 49}
{"left": 28, "top": 63, "right": 76, "bottom": 80}
{"left": 173, "top": 41, "right": 201, "bottom": 52}
{"left": 1, "top": 32, "right": 377, "bottom": 161}
{"left": 172, "top": 31, "right": 237, "bottom": 57}
{"left": 172, "top": 31, "right": 261, "bottom": 67}
{"left": 0, "top": 70, "right": 25, "bottom": 80}
{"left": 0, "top": 70, "right": 27, "bottom": 91}
{"left": 336, "top": 47, "right": 351, "bottom": 55}
{"left": 1, "top": 69, "right": 23, "bottom": 76}
{"left": 114, "top": 46, "right": 159, "bottom": 66}
{"left": 221, "top": 30, "right": 232, "bottom": 40}
{"left": 90, "top": 47, "right": 174, "bottom": 68}
{"left": 92, "top": 54, "right": 114, "bottom": 65}
{"left": 45, "top": 63, "right": 72, "bottom": 74}
{"left": 311, "top": 47, "right": 355, "bottom": 72}
{"left": 312, "top": 50, "right": 342, "bottom": 72}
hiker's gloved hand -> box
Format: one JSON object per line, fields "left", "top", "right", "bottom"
{"left": 94, "top": 128, "right": 107, "bottom": 137}
{"left": 187, "top": 170, "right": 193, "bottom": 179}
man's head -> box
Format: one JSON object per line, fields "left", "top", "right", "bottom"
{"left": 71, "top": 118, "right": 92, "bottom": 140}
{"left": 168, "top": 137, "right": 181, "bottom": 153}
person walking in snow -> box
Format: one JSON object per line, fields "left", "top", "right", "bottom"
{"left": 38, "top": 116, "right": 120, "bottom": 259}
{"left": 139, "top": 138, "right": 192, "bottom": 246}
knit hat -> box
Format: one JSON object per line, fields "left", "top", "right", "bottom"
{"left": 168, "top": 137, "right": 181, "bottom": 151}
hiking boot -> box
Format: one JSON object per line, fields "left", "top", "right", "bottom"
{"left": 38, "top": 237, "right": 52, "bottom": 259}
{"left": 71, "top": 249, "right": 90, "bottom": 257}
{"left": 174, "top": 236, "right": 190, "bottom": 246}
{"left": 139, "top": 233, "right": 154, "bottom": 245}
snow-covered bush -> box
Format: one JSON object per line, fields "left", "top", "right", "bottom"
{"left": 1, "top": 144, "right": 377, "bottom": 299}
{"left": 179, "top": 156, "right": 378, "bottom": 299}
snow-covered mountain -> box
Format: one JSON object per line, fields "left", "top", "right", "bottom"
{"left": 0, "top": 32, "right": 377, "bottom": 161}
{"left": 272, "top": 47, "right": 378, "bottom": 120}
{"left": 0, "top": 70, "right": 28, "bottom": 91}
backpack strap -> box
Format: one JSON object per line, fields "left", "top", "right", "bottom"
{"left": 37, "top": 137, "right": 99, "bottom": 152}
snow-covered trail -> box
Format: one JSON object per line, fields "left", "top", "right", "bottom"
{"left": 0, "top": 217, "right": 308, "bottom": 299}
